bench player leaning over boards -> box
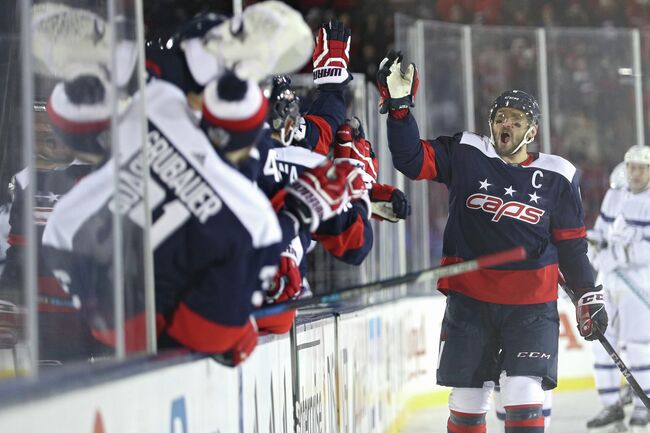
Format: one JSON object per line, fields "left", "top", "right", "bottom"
{"left": 376, "top": 50, "right": 608, "bottom": 433}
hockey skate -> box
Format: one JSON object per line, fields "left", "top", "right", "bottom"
{"left": 587, "top": 404, "right": 627, "bottom": 433}
{"left": 629, "top": 407, "right": 650, "bottom": 433}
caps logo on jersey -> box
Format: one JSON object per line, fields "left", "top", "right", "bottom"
{"left": 466, "top": 193, "right": 545, "bottom": 224}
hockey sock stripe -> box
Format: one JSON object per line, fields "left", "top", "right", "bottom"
{"left": 629, "top": 365, "right": 650, "bottom": 372}
{"left": 595, "top": 363, "right": 620, "bottom": 369}
{"left": 498, "top": 409, "right": 551, "bottom": 422}
{"left": 597, "top": 387, "right": 621, "bottom": 395}
{"left": 505, "top": 404, "right": 544, "bottom": 431}
{"left": 447, "top": 410, "right": 486, "bottom": 433}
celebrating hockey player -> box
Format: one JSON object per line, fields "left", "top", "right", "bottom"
{"left": 586, "top": 144, "right": 650, "bottom": 432}
{"left": 377, "top": 50, "right": 608, "bottom": 433}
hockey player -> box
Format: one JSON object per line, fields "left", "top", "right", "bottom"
{"left": 377, "top": 50, "right": 608, "bottom": 433}
{"left": 42, "top": 67, "right": 360, "bottom": 365}
{"left": 245, "top": 21, "right": 375, "bottom": 310}
{"left": 333, "top": 117, "right": 411, "bottom": 224}
{"left": 0, "top": 97, "right": 102, "bottom": 363}
{"left": 586, "top": 144, "right": 650, "bottom": 432}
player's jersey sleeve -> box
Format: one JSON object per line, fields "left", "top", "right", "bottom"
{"left": 551, "top": 174, "right": 594, "bottom": 289}
{"left": 386, "top": 111, "right": 458, "bottom": 184}
{"left": 312, "top": 201, "right": 373, "bottom": 265}
{"left": 302, "top": 87, "right": 346, "bottom": 155}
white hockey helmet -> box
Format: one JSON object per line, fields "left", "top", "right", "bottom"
{"left": 624, "top": 145, "right": 650, "bottom": 166}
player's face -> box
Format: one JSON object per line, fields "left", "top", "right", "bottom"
{"left": 626, "top": 162, "right": 650, "bottom": 193}
{"left": 491, "top": 108, "right": 533, "bottom": 157}
{"left": 35, "top": 111, "right": 73, "bottom": 165}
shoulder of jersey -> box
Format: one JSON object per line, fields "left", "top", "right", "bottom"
{"left": 458, "top": 132, "right": 577, "bottom": 183}
{"left": 273, "top": 146, "right": 327, "bottom": 169}
{"left": 42, "top": 160, "right": 114, "bottom": 252}
{"left": 145, "top": 80, "right": 282, "bottom": 249}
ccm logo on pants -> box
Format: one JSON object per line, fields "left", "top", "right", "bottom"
{"left": 517, "top": 352, "right": 551, "bottom": 359}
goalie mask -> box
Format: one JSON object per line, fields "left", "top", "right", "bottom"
{"left": 488, "top": 90, "right": 540, "bottom": 156}
{"left": 267, "top": 75, "right": 303, "bottom": 146}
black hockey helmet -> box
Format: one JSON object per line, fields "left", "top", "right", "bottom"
{"left": 489, "top": 90, "right": 540, "bottom": 126}
{"left": 146, "top": 12, "right": 228, "bottom": 94}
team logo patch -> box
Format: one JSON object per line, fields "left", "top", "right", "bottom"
{"left": 466, "top": 193, "right": 545, "bottom": 224}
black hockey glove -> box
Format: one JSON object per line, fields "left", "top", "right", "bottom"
{"left": 575, "top": 285, "right": 608, "bottom": 341}
{"left": 376, "top": 50, "right": 419, "bottom": 114}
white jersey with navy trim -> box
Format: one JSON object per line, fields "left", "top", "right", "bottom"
{"left": 592, "top": 186, "right": 650, "bottom": 293}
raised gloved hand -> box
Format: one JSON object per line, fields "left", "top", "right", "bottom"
{"left": 575, "top": 286, "right": 608, "bottom": 341}
{"left": 312, "top": 20, "right": 351, "bottom": 87}
{"left": 284, "top": 160, "right": 358, "bottom": 232}
{"left": 376, "top": 50, "right": 419, "bottom": 115}
{"left": 211, "top": 317, "right": 258, "bottom": 366}
{"left": 266, "top": 254, "right": 302, "bottom": 302}
{"left": 370, "top": 183, "right": 411, "bottom": 222}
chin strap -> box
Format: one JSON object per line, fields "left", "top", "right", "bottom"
{"left": 489, "top": 121, "right": 537, "bottom": 155}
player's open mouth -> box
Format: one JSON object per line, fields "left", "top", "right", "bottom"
{"left": 500, "top": 132, "right": 511, "bottom": 144}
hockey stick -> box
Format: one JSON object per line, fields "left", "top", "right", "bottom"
{"left": 254, "top": 246, "right": 527, "bottom": 319}
{"left": 560, "top": 279, "right": 650, "bottom": 409}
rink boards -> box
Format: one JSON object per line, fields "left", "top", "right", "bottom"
{"left": 0, "top": 296, "right": 593, "bottom": 433}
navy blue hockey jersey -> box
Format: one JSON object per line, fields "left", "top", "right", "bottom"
{"left": 42, "top": 79, "right": 283, "bottom": 352}
{"left": 388, "top": 113, "right": 593, "bottom": 304}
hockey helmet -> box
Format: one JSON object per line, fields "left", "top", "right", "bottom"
{"left": 267, "top": 75, "right": 302, "bottom": 146}
{"left": 489, "top": 90, "right": 540, "bottom": 126}
{"left": 47, "top": 74, "right": 111, "bottom": 160}
{"left": 624, "top": 145, "right": 650, "bottom": 166}
{"left": 147, "top": 12, "right": 228, "bottom": 92}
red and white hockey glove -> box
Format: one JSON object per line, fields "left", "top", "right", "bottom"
{"left": 334, "top": 117, "right": 378, "bottom": 186}
{"left": 312, "top": 20, "right": 351, "bottom": 87}
{"left": 370, "top": 183, "right": 411, "bottom": 222}
{"left": 575, "top": 286, "right": 608, "bottom": 341}
{"left": 211, "top": 317, "right": 258, "bottom": 367}
{"left": 376, "top": 50, "right": 419, "bottom": 115}
{"left": 284, "top": 159, "right": 356, "bottom": 232}
{"left": 266, "top": 254, "right": 302, "bottom": 303}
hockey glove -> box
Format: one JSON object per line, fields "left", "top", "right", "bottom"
{"left": 284, "top": 160, "right": 356, "bottom": 232}
{"left": 266, "top": 254, "right": 302, "bottom": 302}
{"left": 370, "top": 183, "right": 411, "bottom": 222}
{"left": 211, "top": 317, "right": 258, "bottom": 367}
{"left": 312, "top": 20, "right": 351, "bottom": 87}
{"left": 376, "top": 50, "right": 419, "bottom": 115}
{"left": 575, "top": 286, "right": 608, "bottom": 341}
{"left": 334, "top": 118, "right": 378, "bottom": 186}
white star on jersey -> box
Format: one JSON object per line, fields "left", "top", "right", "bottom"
{"left": 528, "top": 191, "right": 541, "bottom": 203}
{"left": 479, "top": 178, "right": 491, "bottom": 190}
{"left": 504, "top": 186, "right": 516, "bottom": 197}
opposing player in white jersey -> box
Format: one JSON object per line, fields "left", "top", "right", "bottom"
{"left": 587, "top": 145, "right": 650, "bottom": 432}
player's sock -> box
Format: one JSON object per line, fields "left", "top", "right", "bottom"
{"left": 447, "top": 410, "right": 486, "bottom": 433}
{"left": 504, "top": 404, "right": 544, "bottom": 432}
{"left": 495, "top": 392, "right": 552, "bottom": 432}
